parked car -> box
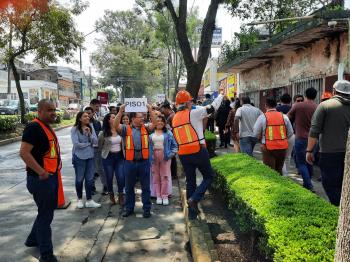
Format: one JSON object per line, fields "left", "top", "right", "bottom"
{"left": 0, "top": 100, "right": 30, "bottom": 115}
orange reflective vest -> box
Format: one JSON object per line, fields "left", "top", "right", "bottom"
{"left": 124, "top": 125, "right": 149, "bottom": 161}
{"left": 32, "top": 118, "right": 61, "bottom": 174}
{"left": 172, "top": 109, "right": 202, "bottom": 155}
{"left": 264, "top": 111, "right": 288, "bottom": 150}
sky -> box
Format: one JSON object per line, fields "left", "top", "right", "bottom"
{"left": 26, "top": 0, "right": 242, "bottom": 76}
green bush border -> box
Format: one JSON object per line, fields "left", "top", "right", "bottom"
{"left": 211, "top": 153, "right": 338, "bottom": 262}
{"left": 0, "top": 115, "right": 19, "bottom": 132}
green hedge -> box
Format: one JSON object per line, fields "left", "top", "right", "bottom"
{"left": 0, "top": 115, "right": 19, "bottom": 132}
{"left": 24, "top": 112, "right": 62, "bottom": 124}
{"left": 211, "top": 154, "right": 338, "bottom": 262}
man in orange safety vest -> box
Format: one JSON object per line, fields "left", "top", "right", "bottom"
{"left": 172, "top": 90, "right": 224, "bottom": 220}
{"left": 253, "top": 97, "right": 294, "bottom": 175}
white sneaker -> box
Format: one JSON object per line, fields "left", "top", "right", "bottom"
{"left": 77, "top": 199, "right": 84, "bottom": 209}
{"left": 156, "top": 197, "right": 162, "bottom": 205}
{"left": 162, "top": 198, "right": 169, "bottom": 206}
{"left": 85, "top": 199, "right": 101, "bottom": 208}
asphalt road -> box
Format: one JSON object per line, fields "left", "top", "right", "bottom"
{"left": 0, "top": 127, "right": 190, "bottom": 262}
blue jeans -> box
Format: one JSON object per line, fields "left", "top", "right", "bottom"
{"left": 319, "top": 152, "right": 345, "bottom": 206}
{"left": 102, "top": 152, "right": 125, "bottom": 194}
{"left": 72, "top": 154, "right": 94, "bottom": 200}
{"left": 124, "top": 160, "right": 151, "bottom": 212}
{"left": 26, "top": 175, "right": 58, "bottom": 256}
{"left": 179, "top": 147, "right": 215, "bottom": 202}
{"left": 294, "top": 138, "right": 313, "bottom": 189}
{"left": 239, "top": 136, "right": 258, "bottom": 156}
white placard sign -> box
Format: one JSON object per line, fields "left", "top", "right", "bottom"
{"left": 156, "top": 94, "right": 166, "bottom": 103}
{"left": 125, "top": 98, "right": 148, "bottom": 112}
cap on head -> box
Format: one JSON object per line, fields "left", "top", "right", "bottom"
{"left": 321, "top": 92, "right": 332, "bottom": 100}
{"left": 334, "top": 80, "right": 350, "bottom": 95}
{"left": 175, "top": 90, "right": 193, "bottom": 105}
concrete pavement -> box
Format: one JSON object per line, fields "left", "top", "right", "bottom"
{"left": 0, "top": 127, "right": 191, "bottom": 262}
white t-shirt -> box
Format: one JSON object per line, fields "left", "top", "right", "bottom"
{"left": 110, "top": 135, "right": 122, "bottom": 152}
{"left": 189, "top": 94, "right": 224, "bottom": 144}
{"left": 152, "top": 133, "right": 164, "bottom": 149}
{"left": 235, "top": 104, "right": 262, "bottom": 138}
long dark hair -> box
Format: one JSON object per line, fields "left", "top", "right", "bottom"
{"left": 74, "top": 111, "right": 89, "bottom": 134}
{"left": 156, "top": 115, "right": 168, "bottom": 133}
{"left": 102, "top": 113, "right": 113, "bottom": 137}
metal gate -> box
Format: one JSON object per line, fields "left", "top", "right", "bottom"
{"left": 290, "top": 74, "right": 325, "bottom": 104}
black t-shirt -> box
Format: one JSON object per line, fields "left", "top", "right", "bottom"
{"left": 276, "top": 104, "right": 292, "bottom": 114}
{"left": 22, "top": 122, "right": 50, "bottom": 176}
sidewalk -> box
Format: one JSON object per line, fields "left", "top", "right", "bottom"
{"left": 0, "top": 166, "right": 190, "bottom": 262}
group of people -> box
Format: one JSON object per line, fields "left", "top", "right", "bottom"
{"left": 19, "top": 79, "right": 350, "bottom": 261}
{"left": 20, "top": 89, "right": 224, "bottom": 261}
{"left": 213, "top": 80, "right": 350, "bottom": 209}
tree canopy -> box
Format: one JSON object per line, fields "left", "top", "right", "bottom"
{"left": 0, "top": 0, "right": 84, "bottom": 122}
{"left": 92, "top": 10, "right": 165, "bottom": 100}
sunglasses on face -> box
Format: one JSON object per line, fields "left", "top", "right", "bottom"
{"left": 296, "top": 99, "right": 303, "bottom": 102}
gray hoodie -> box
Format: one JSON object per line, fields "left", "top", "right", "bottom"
{"left": 309, "top": 95, "right": 350, "bottom": 153}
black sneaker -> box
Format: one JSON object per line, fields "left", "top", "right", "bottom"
{"left": 122, "top": 210, "right": 134, "bottom": 217}
{"left": 188, "top": 207, "right": 198, "bottom": 220}
{"left": 143, "top": 211, "right": 151, "bottom": 218}
{"left": 39, "top": 254, "right": 58, "bottom": 262}
{"left": 24, "top": 240, "right": 38, "bottom": 247}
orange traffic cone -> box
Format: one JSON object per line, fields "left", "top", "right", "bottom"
{"left": 56, "top": 170, "right": 71, "bottom": 209}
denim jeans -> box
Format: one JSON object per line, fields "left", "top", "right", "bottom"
{"left": 319, "top": 152, "right": 345, "bottom": 206}
{"left": 102, "top": 152, "right": 125, "bottom": 194}
{"left": 124, "top": 160, "right": 151, "bottom": 212}
{"left": 294, "top": 138, "right": 313, "bottom": 189}
{"left": 239, "top": 136, "right": 258, "bottom": 156}
{"left": 26, "top": 174, "right": 58, "bottom": 256}
{"left": 179, "top": 147, "right": 215, "bottom": 202}
{"left": 72, "top": 154, "right": 94, "bottom": 200}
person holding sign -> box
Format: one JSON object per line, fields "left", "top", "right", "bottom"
{"left": 114, "top": 103, "right": 157, "bottom": 218}
{"left": 172, "top": 90, "right": 224, "bottom": 220}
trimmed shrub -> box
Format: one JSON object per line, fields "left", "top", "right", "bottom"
{"left": 24, "top": 112, "right": 37, "bottom": 123}
{"left": 0, "top": 115, "right": 19, "bottom": 132}
{"left": 205, "top": 130, "right": 216, "bottom": 158}
{"left": 211, "top": 153, "right": 338, "bottom": 262}
{"left": 24, "top": 112, "right": 62, "bottom": 124}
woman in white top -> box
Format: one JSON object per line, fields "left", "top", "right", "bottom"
{"left": 98, "top": 113, "right": 125, "bottom": 205}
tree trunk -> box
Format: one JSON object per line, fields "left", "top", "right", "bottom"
{"left": 334, "top": 129, "right": 350, "bottom": 262}
{"left": 165, "top": 0, "right": 221, "bottom": 98}
{"left": 9, "top": 59, "right": 26, "bottom": 124}
{"left": 186, "top": 63, "right": 206, "bottom": 99}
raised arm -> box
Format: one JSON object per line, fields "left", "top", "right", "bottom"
{"left": 147, "top": 104, "right": 157, "bottom": 131}
{"left": 114, "top": 104, "right": 125, "bottom": 133}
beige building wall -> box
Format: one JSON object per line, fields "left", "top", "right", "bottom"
{"left": 239, "top": 32, "right": 348, "bottom": 93}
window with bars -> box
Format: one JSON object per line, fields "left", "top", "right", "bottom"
{"left": 290, "top": 74, "right": 324, "bottom": 104}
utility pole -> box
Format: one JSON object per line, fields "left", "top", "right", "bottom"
{"left": 89, "top": 66, "right": 92, "bottom": 101}
{"left": 79, "top": 47, "right": 83, "bottom": 104}
{"left": 7, "top": 24, "right": 12, "bottom": 100}
{"left": 167, "top": 57, "right": 170, "bottom": 98}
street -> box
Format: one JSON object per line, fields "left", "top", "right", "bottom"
{"left": 0, "top": 127, "right": 191, "bottom": 262}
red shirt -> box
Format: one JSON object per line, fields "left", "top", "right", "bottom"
{"left": 287, "top": 100, "right": 317, "bottom": 139}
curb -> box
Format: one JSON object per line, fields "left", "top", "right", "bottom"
{"left": 179, "top": 189, "right": 220, "bottom": 262}
{"left": 0, "top": 124, "right": 73, "bottom": 147}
